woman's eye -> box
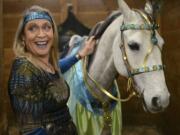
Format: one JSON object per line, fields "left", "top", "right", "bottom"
{"left": 43, "top": 24, "right": 52, "bottom": 32}
{"left": 28, "top": 25, "right": 38, "bottom": 32}
{"left": 128, "top": 42, "right": 140, "bottom": 51}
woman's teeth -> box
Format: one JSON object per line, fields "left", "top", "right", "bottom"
{"left": 36, "top": 41, "right": 48, "bottom": 48}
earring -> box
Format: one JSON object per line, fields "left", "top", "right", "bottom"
{"left": 21, "top": 40, "right": 25, "bottom": 47}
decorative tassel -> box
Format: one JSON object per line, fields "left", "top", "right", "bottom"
{"left": 101, "top": 102, "right": 112, "bottom": 135}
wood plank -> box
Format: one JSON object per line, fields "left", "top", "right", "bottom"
{"left": 3, "top": 48, "right": 14, "bottom": 92}
{"left": 58, "top": 0, "right": 68, "bottom": 23}
{"left": 0, "top": 0, "right": 3, "bottom": 91}
{"left": 3, "top": 48, "right": 14, "bottom": 64}
{"left": 77, "top": 11, "right": 109, "bottom": 27}
{"left": 3, "top": 29, "right": 15, "bottom": 48}
{"left": 3, "top": 0, "right": 62, "bottom": 13}
{"left": 162, "top": 6, "right": 180, "bottom": 33}
{"left": 3, "top": 13, "right": 62, "bottom": 31}
{"left": 0, "top": 1, "right": 7, "bottom": 134}
{"left": 77, "top": 0, "right": 108, "bottom": 11}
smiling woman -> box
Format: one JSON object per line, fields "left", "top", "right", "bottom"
{"left": 8, "top": 5, "right": 96, "bottom": 135}
{"left": 22, "top": 19, "right": 55, "bottom": 72}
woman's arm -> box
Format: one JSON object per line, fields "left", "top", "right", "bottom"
{"left": 59, "top": 36, "right": 96, "bottom": 73}
{"left": 59, "top": 54, "right": 80, "bottom": 73}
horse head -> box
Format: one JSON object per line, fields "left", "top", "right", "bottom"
{"left": 112, "top": 0, "right": 170, "bottom": 113}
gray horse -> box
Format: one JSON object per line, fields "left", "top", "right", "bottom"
{"left": 63, "top": 0, "right": 170, "bottom": 135}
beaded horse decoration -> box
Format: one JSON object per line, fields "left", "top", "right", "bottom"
{"left": 63, "top": 0, "right": 170, "bottom": 135}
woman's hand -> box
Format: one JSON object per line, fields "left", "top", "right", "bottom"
{"left": 78, "top": 36, "right": 96, "bottom": 58}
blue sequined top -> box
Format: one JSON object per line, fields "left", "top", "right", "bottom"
{"left": 8, "top": 57, "right": 77, "bottom": 135}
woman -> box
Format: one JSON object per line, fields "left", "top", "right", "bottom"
{"left": 8, "top": 5, "right": 95, "bottom": 135}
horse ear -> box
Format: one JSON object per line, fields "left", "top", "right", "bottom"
{"left": 117, "top": 0, "right": 133, "bottom": 22}
{"left": 144, "top": 0, "right": 163, "bottom": 21}
{"left": 144, "top": 0, "right": 153, "bottom": 16}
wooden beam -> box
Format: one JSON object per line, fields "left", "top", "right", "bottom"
{"left": 72, "top": 0, "right": 78, "bottom": 15}
{"left": 0, "top": 0, "right": 3, "bottom": 98}
{"left": 0, "top": 1, "right": 7, "bottom": 134}
{"left": 3, "top": 0, "right": 62, "bottom": 14}
{"left": 58, "top": 0, "right": 67, "bottom": 24}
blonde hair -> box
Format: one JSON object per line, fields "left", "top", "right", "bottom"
{"left": 13, "top": 5, "right": 59, "bottom": 71}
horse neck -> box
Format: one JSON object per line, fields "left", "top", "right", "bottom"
{"left": 88, "top": 16, "right": 123, "bottom": 90}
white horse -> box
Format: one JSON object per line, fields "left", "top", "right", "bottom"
{"left": 63, "top": 0, "right": 170, "bottom": 135}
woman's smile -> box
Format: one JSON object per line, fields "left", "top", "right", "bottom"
{"left": 35, "top": 40, "right": 49, "bottom": 49}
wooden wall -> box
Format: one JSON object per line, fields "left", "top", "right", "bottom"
{"left": 0, "top": 0, "right": 2, "bottom": 87}
{"left": 1, "top": 0, "right": 180, "bottom": 135}
{"left": 0, "top": 0, "right": 7, "bottom": 134}
{"left": 120, "top": 1, "right": 180, "bottom": 135}
{"left": 161, "top": 0, "right": 180, "bottom": 134}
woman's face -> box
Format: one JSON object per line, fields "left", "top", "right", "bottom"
{"left": 23, "top": 19, "right": 54, "bottom": 58}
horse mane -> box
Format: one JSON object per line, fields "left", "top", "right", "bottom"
{"left": 87, "top": 11, "right": 122, "bottom": 66}
{"left": 89, "top": 11, "right": 121, "bottom": 40}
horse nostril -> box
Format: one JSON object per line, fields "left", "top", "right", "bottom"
{"left": 152, "top": 97, "right": 161, "bottom": 108}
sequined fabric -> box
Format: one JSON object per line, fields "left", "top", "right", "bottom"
{"left": 8, "top": 57, "right": 77, "bottom": 135}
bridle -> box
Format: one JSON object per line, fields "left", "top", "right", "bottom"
{"left": 119, "top": 9, "right": 164, "bottom": 98}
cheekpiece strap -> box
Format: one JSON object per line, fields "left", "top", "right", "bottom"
{"left": 23, "top": 11, "right": 53, "bottom": 25}
{"left": 131, "top": 65, "right": 165, "bottom": 76}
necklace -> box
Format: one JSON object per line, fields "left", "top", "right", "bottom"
{"left": 37, "top": 58, "right": 55, "bottom": 73}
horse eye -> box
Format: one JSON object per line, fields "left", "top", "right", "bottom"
{"left": 128, "top": 42, "right": 140, "bottom": 51}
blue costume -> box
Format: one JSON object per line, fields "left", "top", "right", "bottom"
{"left": 63, "top": 35, "right": 122, "bottom": 135}
{"left": 8, "top": 56, "right": 79, "bottom": 135}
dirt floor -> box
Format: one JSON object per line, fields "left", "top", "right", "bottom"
{"left": 122, "top": 125, "right": 162, "bottom": 135}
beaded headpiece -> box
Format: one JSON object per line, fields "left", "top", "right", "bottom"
{"left": 23, "top": 11, "right": 53, "bottom": 26}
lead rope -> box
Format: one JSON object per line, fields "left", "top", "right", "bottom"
{"left": 82, "top": 56, "right": 112, "bottom": 134}
{"left": 82, "top": 56, "right": 137, "bottom": 135}
{"left": 82, "top": 56, "right": 136, "bottom": 102}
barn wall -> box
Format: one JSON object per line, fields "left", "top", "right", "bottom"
{"left": 118, "top": 1, "right": 180, "bottom": 135}
{"left": 161, "top": 0, "right": 180, "bottom": 134}
{"left": 0, "top": 0, "right": 8, "bottom": 134}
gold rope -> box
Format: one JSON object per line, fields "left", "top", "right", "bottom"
{"left": 82, "top": 56, "right": 136, "bottom": 103}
